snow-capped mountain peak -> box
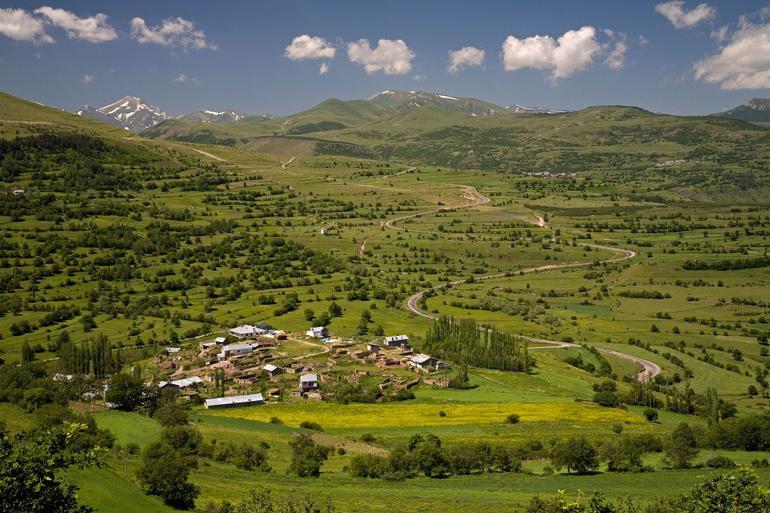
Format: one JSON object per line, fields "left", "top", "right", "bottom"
{"left": 75, "top": 96, "right": 170, "bottom": 133}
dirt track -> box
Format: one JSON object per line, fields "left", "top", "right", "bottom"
{"left": 387, "top": 185, "right": 657, "bottom": 382}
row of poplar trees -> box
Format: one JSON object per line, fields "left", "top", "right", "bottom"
{"left": 423, "top": 315, "right": 530, "bottom": 372}
{"left": 58, "top": 334, "right": 122, "bottom": 379}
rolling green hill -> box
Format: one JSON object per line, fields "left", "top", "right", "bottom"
{"left": 139, "top": 91, "right": 770, "bottom": 179}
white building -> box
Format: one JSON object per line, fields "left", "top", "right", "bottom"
{"left": 306, "top": 326, "right": 329, "bottom": 338}
{"left": 217, "top": 343, "right": 253, "bottom": 360}
{"left": 262, "top": 363, "right": 283, "bottom": 377}
{"left": 229, "top": 325, "right": 265, "bottom": 339}
{"left": 158, "top": 376, "right": 204, "bottom": 389}
{"left": 204, "top": 393, "right": 264, "bottom": 409}
{"left": 384, "top": 335, "right": 410, "bottom": 348}
{"left": 409, "top": 354, "right": 449, "bottom": 372}
{"left": 300, "top": 373, "right": 319, "bottom": 391}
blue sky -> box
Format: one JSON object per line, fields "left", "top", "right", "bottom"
{"left": 1, "top": 0, "right": 769, "bottom": 115}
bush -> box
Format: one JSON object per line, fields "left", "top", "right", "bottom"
{"left": 705, "top": 455, "right": 736, "bottom": 469}
{"left": 505, "top": 413, "right": 520, "bottom": 424}
{"left": 300, "top": 421, "right": 323, "bottom": 431}
{"left": 643, "top": 408, "right": 659, "bottom": 422}
{"left": 594, "top": 390, "right": 619, "bottom": 407}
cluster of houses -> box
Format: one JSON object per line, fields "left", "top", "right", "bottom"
{"left": 147, "top": 325, "right": 450, "bottom": 410}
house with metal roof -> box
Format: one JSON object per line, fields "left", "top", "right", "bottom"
{"left": 217, "top": 343, "right": 253, "bottom": 360}
{"left": 159, "top": 376, "right": 204, "bottom": 389}
{"left": 305, "top": 326, "right": 329, "bottom": 338}
{"left": 409, "top": 354, "right": 449, "bottom": 372}
{"left": 262, "top": 363, "right": 283, "bottom": 377}
{"left": 204, "top": 393, "right": 265, "bottom": 409}
{"left": 299, "top": 373, "right": 319, "bottom": 391}
{"left": 229, "top": 325, "right": 266, "bottom": 339}
{"left": 384, "top": 335, "right": 410, "bottom": 349}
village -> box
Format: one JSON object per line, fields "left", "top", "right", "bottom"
{"left": 145, "top": 324, "right": 451, "bottom": 410}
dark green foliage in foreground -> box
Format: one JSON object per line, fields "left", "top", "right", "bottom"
{"left": 0, "top": 423, "right": 101, "bottom": 513}
{"left": 423, "top": 315, "right": 530, "bottom": 371}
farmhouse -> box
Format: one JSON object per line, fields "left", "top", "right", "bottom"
{"left": 158, "top": 376, "right": 204, "bottom": 389}
{"left": 299, "top": 373, "right": 319, "bottom": 391}
{"left": 217, "top": 343, "right": 253, "bottom": 360}
{"left": 367, "top": 343, "right": 381, "bottom": 353}
{"left": 262, "top": 363, "right": 283, "bottom": 377}
{"left": 384, "top": 335, "right": 410, "bottom": 349}
{"left": 204, "top": 393, "right": 264, "bottom": 409}
{"left": 306, "top": 326, "right": 329, "bottom": 338}
{"left": 165, "top": 347, "right": 181, "bottom": 354}
{"left": 214, "top": 337, "right": 227, "bottom": 344}
{"left": 409, "top": 354, "right": 449, "bottom": 372}
{"left": 229, "top": 325, "right": 265, "bottom": 339}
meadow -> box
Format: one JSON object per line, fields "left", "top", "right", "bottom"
{"left": 1, "top": 92, "right": 769, "bottom": 512}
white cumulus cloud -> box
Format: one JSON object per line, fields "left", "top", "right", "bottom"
{"left": 82, "top": 73, "right": 93, "bottom": 84}
{"left": 347, "top": 38, "right": 415, "bottom": 75}
{"left": 501, "top": 26, "right": 601, "bottom": 80}
{"left": 655, "top": 1, "right": 716, "bottom": 29}
{"left": 604, "top": 35, "right": 628, "bottom": 71}
{"left": 0, "top": 7, "right": 53, "bottom": 44}
{"left": 130, "top": 16, "right": 215, "bottom": 50}
{"left": 319, "top": 62, "right": 330, "bottom": 75}
{"left": 284, "top": 34, "right": 335, "bottom": 60}
{"left": 694, "top": 20, "right": 770, "bottom": 89}
{"left": 447, "top": 46, "right": 485, "bottom": 73}
{"left": 34, "top": 6, "right": 116, "bottom": 43}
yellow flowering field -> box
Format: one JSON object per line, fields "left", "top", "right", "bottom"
{"left": 207, "top": 401, "right": 642, "bottom": 430}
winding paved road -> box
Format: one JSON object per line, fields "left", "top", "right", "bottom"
{"left": 389, "top": 184, "right": 658, "bottom": 382}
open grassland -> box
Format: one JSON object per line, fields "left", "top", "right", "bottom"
{"left": 205, "top": 400, "right": 641, "bottom": 430}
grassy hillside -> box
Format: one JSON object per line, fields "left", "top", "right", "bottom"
{"left": 141, "top": 93, "right": 770, "bottom": 185}
{"left": 0, "top": 92, "right": 130, "bottom": 138}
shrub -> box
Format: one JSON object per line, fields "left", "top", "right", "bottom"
{"left": 643, "top": 408, "right": 659, "bottom": 422}
{"left": 505, "top": 413, "right": 521, "bottom": 424}
{"left": 299, "top": 421, "right": 323, "bottom": 431}
{"left": 705, "top": 455, "right": 736, "bottom": 469}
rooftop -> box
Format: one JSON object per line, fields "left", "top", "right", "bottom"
{"left": 204, "top": 393, "right": 264, "bottom": 408}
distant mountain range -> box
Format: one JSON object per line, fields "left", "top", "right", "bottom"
{"left": 75, "top": 96, "right": 267, "bottom": 133}
{"left": 75, "top": 90, "right": 568, "bottom": 133}
{"left": 712, "top": 98, "right": 770, "bottom": 128}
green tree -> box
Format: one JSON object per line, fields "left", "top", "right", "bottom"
{"left": 0, "top": 423, "right": 98, "bottom": 513}
{"left": 550, "top": 436, "right": 599, "bottom": 475}
{"left": 105, "top": 373, "right": 145, "bottom": 411}
{"left": 21, "top": 341, "right": 35, "bottom": 362}
{"left": 664, "top": 423, "right": 699, "bottom": 469}
{"left": 136, "top": 441, "right": 199, "bottom": 509}
{"left": 287, "top": 433, "right": 331, "bottom": 477}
